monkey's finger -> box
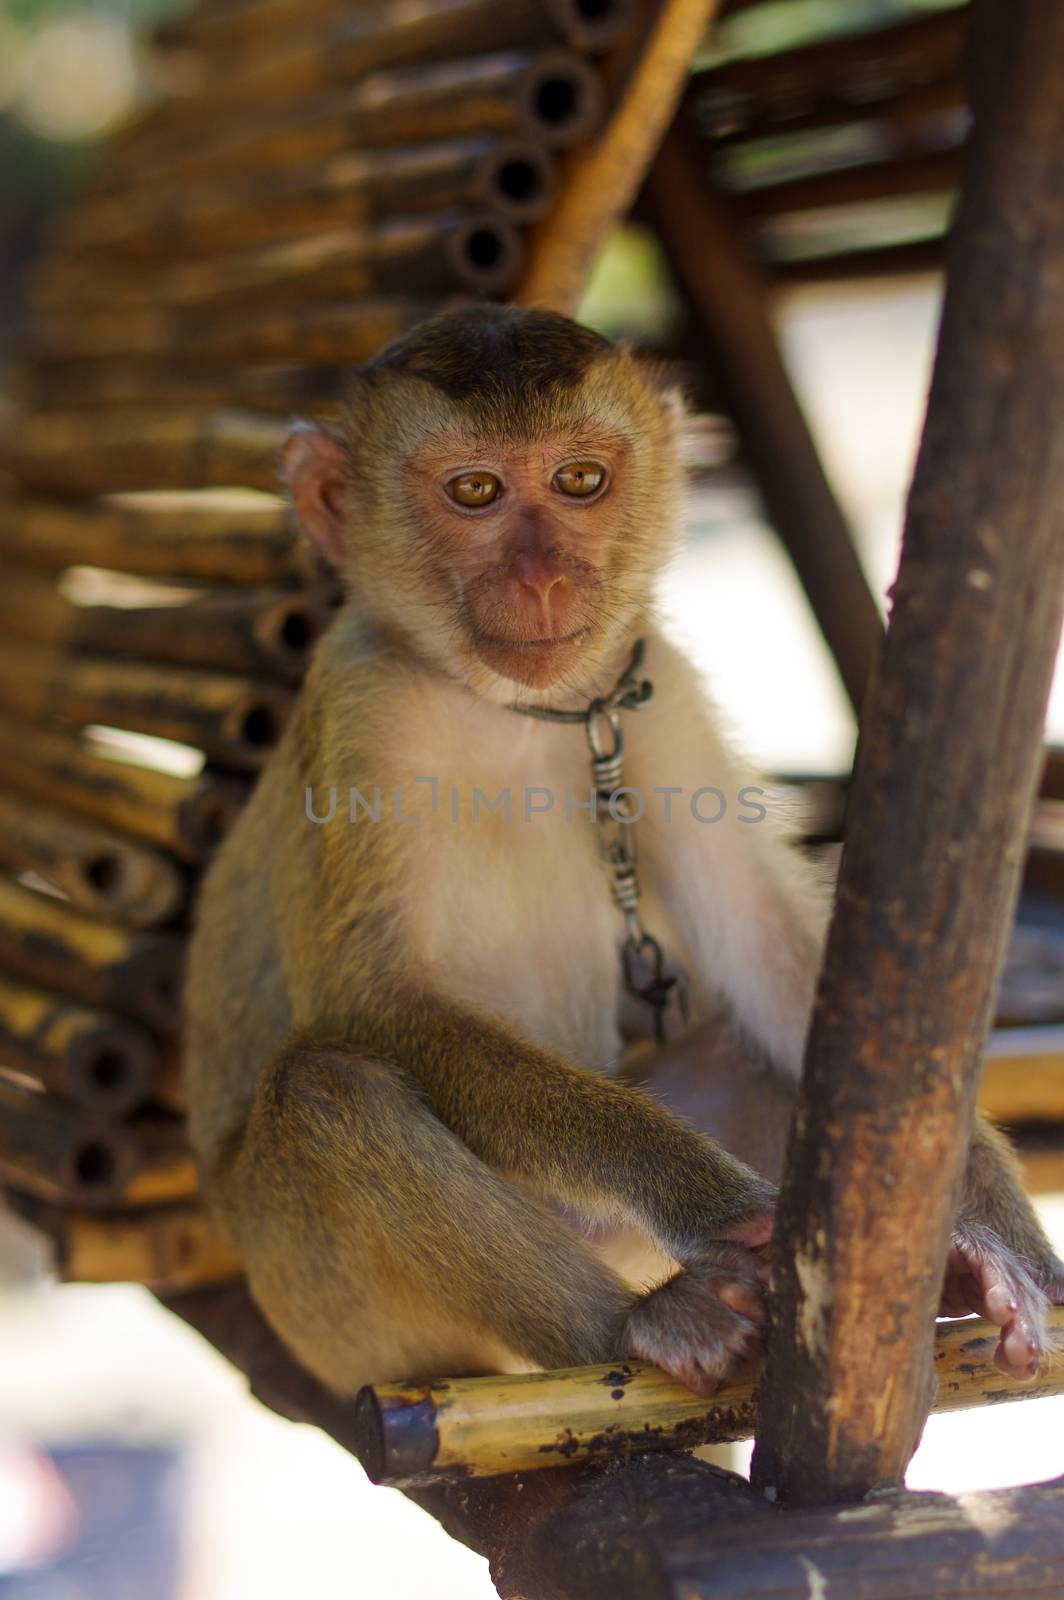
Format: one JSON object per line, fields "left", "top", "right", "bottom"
{"left": 995, "top": 1317, "right": 1039, "bottom": 1382}
{"left": 726, "top": 1209, "right": 775, "bottom": 1249}
{"left": 716, "top": 1281, "right": 766, "bottom": 1322}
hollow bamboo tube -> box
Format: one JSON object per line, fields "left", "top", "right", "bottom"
{"left": 0, "top": 1078, "right": 138, "bottom": 1209}
{"left": 156, "top": 0, "right": 636, "bottom": 78}
{"left": 0, "top": 717, "right": 246, "bottom": 863}
{"left": 61, "top": 138, "right": 555, "bottom": 259}
{"left": 0, "top": 790, "right": 185, "bottom": 928}
{"left": 0, "top": 643, "right": 292, "bottom": 772}
{"left": 354, "top": 1308, "right": 1064, "bottom": 1485}
{"left": 0, "top": 567, "right": 333, "bottom": 683}
{"left": 0, "top": 495, "right": 301, "bottom": 584}
{"left": 0, "top": 1085, "right": 196, "bottom": 1210}
{"left": 57, "top": 1204, "right": 241, "bottom": 1290}
{"left": 0, "top": 408, "right": 286, "bottom": 495}
{"left": 0, "top": 876, "right": 183, "bottom": 1033}
{"left": 0, "top": 975, "right": 158, "bottom": 1113}
{"left": 104, "top": 51, "right": 603, "bottom": 186}
{"left": 28, "top": 296, "right": 429, "bottom": 365}
{"left": 37, "top": 211, "right": 525, "bottom": 310}
{"left": 135, "top": 0, "right": 632, "bottom": 158}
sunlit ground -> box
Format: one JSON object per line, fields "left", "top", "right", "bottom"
{"left": 2, "top": 276, "right": 1063, "bottom": 1596}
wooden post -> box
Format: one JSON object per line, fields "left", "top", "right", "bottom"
{"left": 641, "top": 112, "right": 883, "bottom": 714}
{"left": 753, "top": 0, "right": 1064, "bottom": 1506}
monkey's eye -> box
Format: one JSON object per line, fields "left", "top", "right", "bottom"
{"left": 447, "top": 471, "right": 501, "bottom": 508}
{"left": 553, "top": 461, "right": 606, "bottom": 498}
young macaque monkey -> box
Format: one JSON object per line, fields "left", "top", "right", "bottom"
{"left": 185, "top": 305, "right": 1063, "bottom": 1399}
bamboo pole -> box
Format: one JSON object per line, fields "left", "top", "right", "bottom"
{"left": 0, "top": 408, "right": 286, "bottom": 495}
{"left": 37, "top": 212, "right": 525, "bottom": 311}
{"left": 692, "top": 6, "right": 967, "bottom": 139}
{"left": 0, "top": 717, "right": 246, "bottom": 863}
{"left": 702, "top": 71, "right": 966, "bottom": 154}
{"left": 28, "top": 296, "right": 430, "bottom": 365}
{"left": 0, "top": 643, "right": 293, "bottom": 772}
{"left": 0, "top": 790, "right": 185, "bottom": 927}
{"left": 0, "top": 495, "right": 302, "bottom": 584}
{"left": 0, "top": 567, "right": 333, "bottom": 682}
{"left": 0, "top": 876, "right": 183, "bottom": 1033}
{"left": 730, "top": 147, "right": 961, "bottom": 223}
{"left": 60, "top": 138, "right": 556, "bottom": 259}
{"left": 753, "top": 0, "right": 1064, "bottom": 1507}
{"left": 58, "top": 1204, "right": 241, "bottom": 1291}
{"left": 0, "top": 975, "right": 159, "bottom": 1113}
{"left": 642, "top": 114, "right": 884, "bottom": 715}
{"left": 103, "top": 51, "right": 603, "bottom": 186}
{"left": 518, "top": 0, "right": 723, "bottom": 311}
{"left": 352, "top": 1308, "right": 1064, "bottom": 1486}
{"left": 155, "top": 0, "right": 636, "bottom": 73}
{"left": 140, "top": 0, "right": 635, "bottom": 141}
{"left": 14, "top": 360, "right": 350, "bottom": 415}
{"left": 0, "top": 1084, "right": 196, "bottom": 1209}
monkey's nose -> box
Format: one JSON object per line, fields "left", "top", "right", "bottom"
{"left": 514, "top": 549, "right": 565, "bottom": 604}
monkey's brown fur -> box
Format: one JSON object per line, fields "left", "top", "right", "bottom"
{"left": 185, "top": 305, "right": 1063, "bottom": 1398}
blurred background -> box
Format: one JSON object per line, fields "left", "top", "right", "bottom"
{"left": 1, "top": 0, "right": 1062, "bottom": 1595}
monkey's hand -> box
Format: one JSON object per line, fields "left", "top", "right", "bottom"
{"left": 939, "top": 1223, "right": 1064, "bottom": 1382}
{"left": 623, "top": 1241, "right": 771, "bottom": 1397}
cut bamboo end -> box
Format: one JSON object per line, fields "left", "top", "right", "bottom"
{"left": 353, "top": 1307, "right": 1064, "bottom": 1486}
{"left": 0, "top": 715, "right": 247, "bottom": 863}
{"left": 0, "top": 875, "right": 184, "bottom": 1034}
{"left": 0, "top": 976, "right": 159, "bottom": 1113}
{"left": 0, "top": 788, "right": 185, "bottom": 927}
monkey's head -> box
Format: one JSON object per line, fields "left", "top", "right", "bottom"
{"left": 283, "top": 304, "right": 685, "bottom": 702}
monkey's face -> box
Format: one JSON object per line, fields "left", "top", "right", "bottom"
{"left": 282, "top": 309, "right": 683, "bottom": 704}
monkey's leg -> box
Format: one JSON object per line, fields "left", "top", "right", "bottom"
{"left": 207, "top": 1044, "right": 768, "bottom": 1397}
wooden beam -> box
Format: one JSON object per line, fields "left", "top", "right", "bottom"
{"left": 753, "top": 0, "right": 1064, "bottom": 1507}
{"left": 641, "top": 113, "right": 884, "bottom": 713}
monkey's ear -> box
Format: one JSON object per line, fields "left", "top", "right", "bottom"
{"left": 281, "top": 422, "right": 351, "bottom": 568}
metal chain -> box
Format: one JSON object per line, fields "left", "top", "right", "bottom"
{"left": 510, "top": 639, "right": 688, "bottom": 1042}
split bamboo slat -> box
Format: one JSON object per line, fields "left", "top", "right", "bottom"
{"left": 354, "top": 1307, "right": 1064, "bottom": 1484}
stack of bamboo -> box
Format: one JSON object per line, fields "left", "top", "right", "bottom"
{"left": 689, "top": 2, "right": 970, "bottom": 283}
{"left": 0, "top": 0, "right": 648, "bottom": 1292}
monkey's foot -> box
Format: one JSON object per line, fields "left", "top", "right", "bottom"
{"left": 623, "top": 1243, "right": 769, "bottom": 1398}
{"left": 939, "top": 1226, "right": 1064, "bottom": 1381}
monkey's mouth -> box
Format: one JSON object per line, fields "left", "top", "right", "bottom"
{"left": 476, "top": 628, "right": 590, "bottom": 651}
{"left": 472, "top": 627, "right": 592, "bottom": 686}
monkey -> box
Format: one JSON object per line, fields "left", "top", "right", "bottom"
{"left": 184, "top": 303, "right": 1063, "bottom": 1401}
